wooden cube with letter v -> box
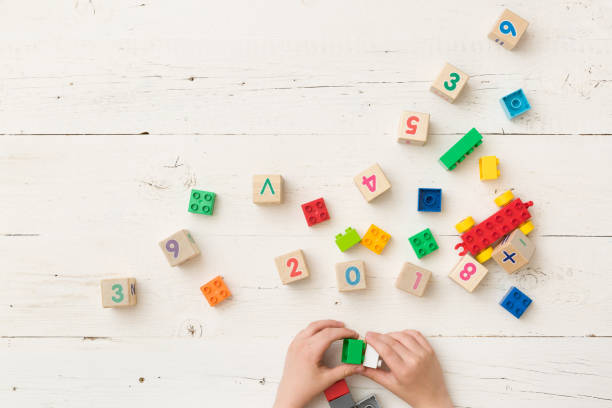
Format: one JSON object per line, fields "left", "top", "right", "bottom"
{"left": 336, "top": 260, "right": 367, "bottom": 291}
{"left": 159, "top": 229, "right": 201, "bottom": 267}
{"left": 430, "top": 63, "right": 469, "bottom": 103}
{"left": 397, "top": 111, "right": 430, "bottom": 146}
{"left": 353, "top": 163, "right": 391, "bottom": 202}
{"left": 274, "top": 249, "right": 310, "bottom": 284}
{"left": 253, "top": 174, "right": 283, "bottom": 204}
{"left": 492, "top": 229, "right": 535, "bottom": 273}
{"left": 101, "top": 278, "right": 136, "bottom": 308}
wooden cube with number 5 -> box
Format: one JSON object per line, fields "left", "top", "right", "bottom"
{"left": 488, "top": 9, "right": 529, "bottom": 50}
{"left": 101, "top": 278, "right": 136, "bottom": 308}
{"left": 395, "top": 262, "right": 432, "bottom": 297}
{"left": 159, "top": 229, "right": 201, "bottom": 267}
{"left": 353, "top": 163, "right": 391, "bottom": 202}
{"left": 430, "top": 63, "right": 469, "bottom": 103}
{"left": 448, "top": 254, "right": 488, "bottom": 292}
{"left": 397, "top": 111, "right": 430, "bottom": 146}
{"left": 274, "top": 249, "right": 310, "bottom": 284}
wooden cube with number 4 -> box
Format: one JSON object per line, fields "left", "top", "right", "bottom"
{"left": 395, "top": 263, "right": 432, "bottom": 297}
{"left": 488, "top": 9, "right": 529, "bottom": 50}
{"left": 159, "top": 229, "right": 201, "bottom": 267}
{"left": 274, "top": 249, "right": 310, "bottom": 284}
{"left": 397, "top": 111, "right": 430, "bottom": 146}
{"left": 448, "top": 254, "right": 488, "bottom": 292}
{"left": 430, "top": 63, "right": 469, "bottom": 103}
{"left": 354, "top": 163, "right": 391, "bottom": 202}
{"left": 101, "top": 278, "right": 136, "bottom": 308}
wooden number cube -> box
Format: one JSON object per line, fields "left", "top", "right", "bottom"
{"left": 159, "top": 229, "right": 201, "bottom": 267}
{"left": 395, "top": 262, "right": 432, "bottom": 297}
{"left": 101, "top": 278, "right": 136, "bottom": 308}
{"left": 353, "top": 163, "right": 391, "bottom": 202}
{"left": 253, "top": 174, "right": 283, "bottom": 204}
{"left": 397, "top": 111, "right": 430, "bottom": 145}
{"left": 430, "top": 63, "right": 469, "bottom": 103}
{"left": 448, "top": 254, "right": 488, "bottom": 292}
{"left": 488, "top": 9, "right": 529, "bottom": 50}
{"left": 492, "top": 229, "right": 535, "bottom": 273}
{"left": 274, "top": 249, "right": 310, "bottom": 284}
{"left": 335, "top": 260, "right": 367, "bottom": 291}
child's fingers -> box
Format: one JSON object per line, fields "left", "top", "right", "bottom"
{"left": 301, "top": 320, "right": 344, "bottom": 337}
{"left": 360, "top": 366, "right": 394, "bottom": 389}
{"left": 404, "top": 329, "right": 433, "bottom": 353}
{"left": 365, "top": 332, "right": 405, "bottom": 373}
{"left": 325, "top": 363, "right": 365, "bottom": 384}
{"left": 314, "top": 327, "right": 358, "bottom": 349}
{"left": 388, "top": 331, "right": 425, "bottom": 357}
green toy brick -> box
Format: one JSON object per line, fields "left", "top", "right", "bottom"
{"left": 335, "top": 227, "right": 361, "bottom": 252}
{"left": 409, "top": 228, "right": 439, "bottom": 259}
{"left": 188, "top": 189, "right": 216, "bottom": 215}
{"left": 439, "top": 128, "right": 483, "bottom": 170}
{"left": 341, "top": 338, "right": 365, "bottom": 364}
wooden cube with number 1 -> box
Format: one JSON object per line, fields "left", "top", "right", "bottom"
{"left": 395, "top": 263, "right": 432, "bottom": 297}
{"left": 159, "top": 229, "right": 201, "bottom": 267}
{"left": 274, "top": 249, "right": 310, "bottom": 284}
{"left": 397, "top": 111, "right": 430, "bottom": 145}
{"left": 101, "top": 278, "right": 136, "bottom": 308}
{"left": 488, "top": 9, "right": 529, "bottom": 50}
{"left": 430, "top": 63, "right": 469, "bottom": 103}
{"left": 448, "top": 254, "right": 488, "bottom": 292}
{"left": 353, "top": 163, "right": 391, "bottom": 202}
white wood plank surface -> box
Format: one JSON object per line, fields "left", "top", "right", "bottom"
{"left": 2, "top": 0, "right": 612, "bottom": 407}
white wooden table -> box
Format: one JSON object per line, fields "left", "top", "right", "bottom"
{"left": 2, "top": 1, "right": 612, "bottom": 406}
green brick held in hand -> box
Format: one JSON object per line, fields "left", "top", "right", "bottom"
{"left": 439, "top": 128, "right": 483, "bottom": 170}
{"left": 409, "top": 228, "right": 439, "bottom": 259}
{"left": 335, "top": 227, "right": 361, "bottom": 252}
{"left": 342, "top": 338, "right": 366, "bottom": 364}
{"left": 188, "top": 189, "right": 216, "bottom": 215}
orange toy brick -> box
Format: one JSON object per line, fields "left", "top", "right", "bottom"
{"left": 361, "top": 224, "right": 391, "bottom": 254}
{"left": 200, "top": 276, "right": 232, "bottom": 307}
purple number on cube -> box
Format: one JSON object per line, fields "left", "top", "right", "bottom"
{"left": 165, "top": 239, "right": 179, "bottom": 258}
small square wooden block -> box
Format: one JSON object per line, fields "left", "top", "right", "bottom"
{"left": 159, "top": 229, "right": 201, "bottom": 267}
{"left": 274, "top": 249, "right": 310, "bottom": 284}
{"left": 395, "top": 262, "right": 432, "bottom": 297}
{"left": 335, "top": 260, "right": 367, "bottom": 291}
{"left": 448, "top": 254, "right": 488, "bottom": 292}
{"left": 253, "top": 174, "right": 283, "bottom": 204}
{"left": 430, "top": 63, "right": 469, "bottom": 103}
{"left": 397, "top": 111, "right": 430, "bottom": 145}
{"left": 353, "top": 163, "right": 391, "bottom": 202}
{"left": 101, "top": 278, "right": 137, "bottom": 308}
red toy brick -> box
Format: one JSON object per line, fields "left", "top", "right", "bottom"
{"left": 455, "top": 198, "right": 533, "bottom": 257}
{"left": 301, "top": 197, "right": 330, "bottom": 226}
{"left": 324, "top": 379, "right": 350, "bottom": 402}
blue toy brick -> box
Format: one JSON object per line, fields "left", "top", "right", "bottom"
{"left": 418, "top": 188, "right": 442, "bottom": 212}
{"left": 355, "top": 394, "right": 381, "bottom": 408}
{"left": 500, "top": 286, "right": 532, "bottom": 319}
{"left": 500, "top": 89, "right": 531, "bottom": 119}
{"left": 329, "top": 394, "right": 355, "bottom": 408}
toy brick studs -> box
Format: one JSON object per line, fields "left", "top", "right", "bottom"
{"left": 342, "top": 338, "right": 366, "bottom": 364}
{"left": 488, "top": 9, "right": 529, "bottom": 50}
{"left": 408, "top": 228, "right": 438, "bottom": 259}
{"left": 361, "top": 224, "right": 391, "bottom": 255}
{"left": 395, "top": 262, "right": 432, "bottom": 297}
{"left": 200, "top": 276, "right": 232, "bottom": 307}
{"left": 430, "top": 63, "right": 469, "bottom": 103}
{"left": 335, "top": 260, "right": 367, "bottom": 291}
{"left": 500, "top": 89, "right": 531, "bottom": 119}
{"left": 439, "top": 128, "right": 483, "bottom": 171}
{"left": 492, "top": 229, "right": 535, "bottom": 273}
{"left": 335, "top": 227, "right": 361, "bottom": 252}
{"left": 101, "top": 278, "right": 136, "bottom": 308}
{"left": 159, "top": 229, "right": 201, "bottom": 266}
{"left": 418, "top": 188, "right": 442, "bottom": 212}
{"left": 188, "top": 189, "right": 216, "bottom": 215}
{"left": 301, "top": 197, "right": 330, "bottom": 226}
{"left": 397, "top": 111, "right": 430, "bottom": 145}
{"left": 479, "top": 156, "right": 500, "bottom": 180}
{"left": 500, "top": 286, "right": 532, "bottom": 318}
{"left": 355, "top": 395, "right": 382, "bottom": 408}
{"left": 354, "top": 163, "right": 391, "bottom": 202}
{"left": 448, "top": 254, "right": 489, "bottom": 292}
{"left": 274, "top": 249, "right": 310, "bottom": 284}
{"left": 253, "top": 175, "right": 283, "bottom": 204}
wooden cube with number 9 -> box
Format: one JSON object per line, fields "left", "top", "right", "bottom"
{"left": 353, "top": 163, "right": 391, "bottom": 202}
{"left": 274, "top": 249, "right": 310, "bottom": 284}
{"left": 395, "top": 262, "right": 432, "bottom": 297}
{"left": 397, "top": 111, "right": 430, "bottom": 146}
{"left": 430, "top": 63, "right": 469, "bottom": 103}
{"left": 488, "top": 9, "right": 529, "bottom": 50}
{"left": 101, "top": 278, "right": 136, "bottom": 308}
{"left": 159, "top": 229, "right": 201, "bottom": 267}
{"left": 448, "top": 254, "right": 488, "bottom": 292}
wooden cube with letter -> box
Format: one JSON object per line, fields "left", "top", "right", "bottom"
{"left": 492, "top": 229, "right": 535, "bottom": 273}
{"left": 101, "top": 278, "right": 136, "bottom": 308}
{"left": 253, "top": 174, "right": 283, "bottom": 204}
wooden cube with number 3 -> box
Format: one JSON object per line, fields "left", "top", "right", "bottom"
{"left": 488, "top": 9, "right": 529, "bottom": 50}
{"left": 397, "top": 111, "right": 430, "bottom": 145}
{"left": 395, "top": 262, "right": 432, "bottom": 297}
{"left": 335, "top": 260, "right": 367, "bottom": 292}
{"left": 448, "top": 254, "right": 488, "bottom": 292}
{"left": 274, "top": 249, "right": 310, "bottom": 284}
{"left": 430, "top": 63, "right": 469, "bottom": 103}
{"left": 101, "top": 278, "right": 136, "bottom": 308}
{"left": 353, "top": 163, "right": 391, "bottom": 202}
{"left": 159, "top": 229, "right": 201, "bottom": 267}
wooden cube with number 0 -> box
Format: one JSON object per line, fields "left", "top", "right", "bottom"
{"left": 159, "top": 229, "right": 201, "bottom": 267}
{"left": 274, "top": 249, "right": 310, "bottom": 284}
{"left": 430, "top": 63, "right": 469, "bottom": 103}
{"left": 353, "top": 163, "right": 391, "bottom": 202}
{"left": 395, "top": 263, "right": 432, "bottom": 297}
{"left": 335, "top": 260, "right": 367, "bottom": 292}
{"left": 488, "top": 9, "right": 529, "bottom": 50}
{"left": 101, "top": 278, "right": 136, "bottom": 308}
{"left": 448, "top": 254, "right": 488, "bottom": 292}
{"left": 397, "top": 111, "right": 430, "bottom": 145}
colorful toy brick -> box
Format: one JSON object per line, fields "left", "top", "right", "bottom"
{"left": 188, "top": 189, "right": 216, "bottom": 215}
{"left": 395, "top": 262, "right": 432, "bottom": 297}
{"left": 397, "top": 111, "right": 430, "bottom": 145}
{"left": 335, "top": 227, "right": 361, "bottom": 252}
{"left": 329, "top": 395, "right": 354, "bottom": 408}
{"left": 448, "top": 254, "right": 489, "bottom": 292}
{"left": 252, "top": 174, "right": 283, "bottom": 204}
{"left": 324, "top": 379, "right": 351, "bottom": 402}
{"left": 430, "top": 63, "right": 469, "bottom": 103}
{"left": 335, "top": 260, "right": 367, "bottom": 291}
{"left": 500, "top": 89, "right": 531, "bottom": 119}
{"left": 488, "top": 9, "right": 529, "bottom": 50}
{"left": 439, "top": 128, "right": 483, "bottom": 171}
{"left": 499, "top": 286, "right": 532, "bottom": 318}
{"left": 363, "top": 344, "right": 382, "bottom": 369}
{"left": 342, "top": 338, "right": 365, "bottom": 364}
{"left": 361, "top": 224, "right": 391, "bottom": 255}
{"left": 492, "top": 229, "right": 535, "bottom": 273}
{"left": 355, "top": 394, "right": 381, "bottom": 408}
{"left": 159, "top": 229, "right": 201, "bottom": 267}
{"left": 418, "top": 188, "right": 442, "bottom": 212}
{"left": 274, "top": 249, "right": 310, "bottom": 284}
{"left": 200, "top": 276, "right": 231, "bottom": 307}
{"left": 301, "top": 197, "right": 330, "bottom": 226}
{"left": 354, "top": 163, "right": 391, "bottom": 202}
{"left": 479, "top": 156, "right": 500, "bottom": 180}
{"left": 101, "top": 278, "right": 136, "bottom": 308}
{"left": 408, "top": 228, "right": 438, "bottom": 259}
{"left": 454, "top": 190, "right": 534, "bottom": 263}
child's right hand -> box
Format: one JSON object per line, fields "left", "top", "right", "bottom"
{"left": 362, "top": 330, "right": 452, "bottom": 408}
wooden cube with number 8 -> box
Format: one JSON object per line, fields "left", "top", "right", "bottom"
{"left": 159, "top": 229, "right": 201, "bottom": 267}
{"left": 430, "top": 63, "right": 469, "bottom": 103}
{"left": 395, "top": 262, "right": 432, "bottom": 297}
{"left": 448, "top": 254, "right": 488, "bottom": 292}
{"left": 101, "top": 278, "right": 136, "bottom": 308}
{"left": 353, "top": 163, "right": 391, "bottom": 202}
{"left": 274, "top": 249, "right": 310, "bottom": 284}
{"left": 397, "top": 111, "right": 430, "bottom": 146}
{"left": 488, "top": 9, "right": 529, "bottom": 50}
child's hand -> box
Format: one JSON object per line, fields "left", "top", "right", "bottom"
{"left": 362, "top": 330, "right": 452, "bottom": 408}
{"left": 273, "top": 320, "right": 365, "bottom": 408}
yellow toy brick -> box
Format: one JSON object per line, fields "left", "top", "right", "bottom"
{"left": 479, "top": 156, "right": 500, "bottom": 181}
{"left": 361, "top": 224, "right": 390, "bottom": 255}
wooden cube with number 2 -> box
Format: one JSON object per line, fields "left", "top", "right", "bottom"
{"left": 159, "top": 229, "right": 201, "bottom": 267}
{"left": 274, "top": 249, "right": 310, "bottom": 284}
{"left": 101, "top": 278, "right": 136, "bottom": 308}
{"left": 430, "top": 63, "right": 469, "bottom": 103}
{"left": 336, "top": 260, "right": 367, "bottom": 291}
{"left": 397, "top": 111, "right": 430, "bottom": 146}
{"left": 488, "top": 9, "right": 529, "bottom": 50}
{"left": 448, "top": 254, "right": 488, "bottom": 292}
{"left": 395, "top": 263, "right": 432, "bottom": 297}
{"left": 354, "top": 163, "right": 391, "bottom": 202}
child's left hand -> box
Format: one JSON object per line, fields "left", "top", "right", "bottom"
{"left": 273, "top": 320, "right": 364, "bottom": 408}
